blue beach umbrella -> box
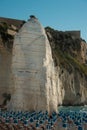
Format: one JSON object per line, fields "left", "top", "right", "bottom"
{"left": 78, "top": 126, "right": 83, "bottom": 130}
{"left": 29, "top": 118, "right": 34, "bottom": 123}
{"left": 84, "top": 118, "right": 87, "bottom": 123}
{"left": 23, "top": 120, "right": 28, "bottom": 126}
{"left": 5, "top": 118, "right": 10, "bottom": 124}
{"left": 62, "top": 123, "right": 67, "bottom": 128}
{"left": 39, "top": 120, "right": 44, "bottom": 125}
{"left": 36, "top": 122, "right": 40, "bottom": 128}
{"left": 46, "top": 124, "right": 50, "bottom": 130}
{"left": 13, "top": 119, "right": 18, "bottom": 125}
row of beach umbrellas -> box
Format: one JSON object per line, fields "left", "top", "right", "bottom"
{"left": 0, "top": 110, "right": 87, "bottom": 130}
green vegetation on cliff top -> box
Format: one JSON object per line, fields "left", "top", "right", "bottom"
{"left": 45, "top": 27, "right": 87, "bottom": 77}
{"left": 0, "top": 22, "right": 14, "bottom": 50}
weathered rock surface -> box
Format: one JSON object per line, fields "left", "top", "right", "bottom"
{"left": 0, "top": 46, "right": 12, "bottom": 105}
{"left": 46, "top": 27, "right": 87, "bottom": 106}
{"left": 7, "top": 17, "right": 58, "bottom": 113}
{"left": 0, "top": 17, "right": 87, "bottom": 111}
{"left": 57, "top": 68, "right": 87, "bottom": 106}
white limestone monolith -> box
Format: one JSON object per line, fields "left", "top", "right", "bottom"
{"left": 8, "top": 17, "right": 58, "bottom": 113}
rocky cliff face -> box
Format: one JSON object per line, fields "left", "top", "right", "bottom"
{"left": 0, "top": 21, "right": 14, "bottom": 106}
{"left": 0, "top": 17, "right": 87, "bottom": 111}
{"left": 7, "top": 17, "right": 58, "bottom": 113}
{"left": 0, "top": 18, "right": 25, "bottom": 107}
{"left": 46, "top": 27, "right": 87, "bottom": 106}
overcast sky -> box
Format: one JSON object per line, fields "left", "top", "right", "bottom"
{"left": 0, "top": 0, "right": 87, "bottom": 41}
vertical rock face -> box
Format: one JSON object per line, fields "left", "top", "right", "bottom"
{"left": 8, "top": 17, "right": 58, "bottom": 113}
{"left": 0, "top": 46, "right": 12, "bottom": 105}
{"left": 46, "top": 28, "right": 87, "bottom": 106}
{"left": 57, "top": 68, "right": 87, "bottom": 106}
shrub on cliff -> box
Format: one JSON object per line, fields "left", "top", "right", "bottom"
{"left": 45, "top": 27, "right": 87, "bottom": 77}
{"left": 0, "top": 22, "right": 14, "bottom": 50}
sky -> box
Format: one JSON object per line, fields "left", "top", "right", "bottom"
{"left": 0, "top": 0, "right": 87, "bottom": 41}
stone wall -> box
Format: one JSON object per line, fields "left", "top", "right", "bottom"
{"left": 65, "top": 30, "right": 80, "bottom": 39}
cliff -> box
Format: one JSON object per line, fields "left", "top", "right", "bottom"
{"left": 0, "top": 17, "right": 87, "bottom": 111}
{"left": 45, "top": 27, "right": 87, "bottom": 106}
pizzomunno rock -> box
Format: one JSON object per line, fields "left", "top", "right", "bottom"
{"left": 7, "top": 16, "right": 58, "bottom": 113}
